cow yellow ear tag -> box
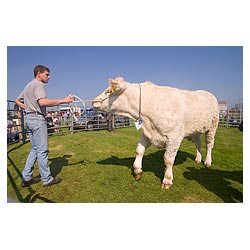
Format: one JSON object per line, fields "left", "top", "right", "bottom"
{"left": 113, "top": 86, "right": 120, "bottom": 92}
{"left": 134, "top": 116, "right": 144, "bottom": 130}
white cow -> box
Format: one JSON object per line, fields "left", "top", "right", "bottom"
{"left": 93, "top": 77, "right": 219, "bottom": 189}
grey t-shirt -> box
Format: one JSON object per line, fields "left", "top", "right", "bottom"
{"left": 17, "top": 79, "right": 47, "bottom": 115}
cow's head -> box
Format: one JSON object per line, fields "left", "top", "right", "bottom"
{"left": 92, "top": 77, "right": 128, "bottom": 112}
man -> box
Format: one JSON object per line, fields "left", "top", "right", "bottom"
{"left": 15, "top": 65, "right": 73, "bottom": 187}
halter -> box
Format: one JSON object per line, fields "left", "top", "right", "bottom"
{"left": 92, "top": 84, "right": 142, "bottom": 120}
{"left": 89, "top": 83, "right": 143, "bottom": 128}
{"left": 92, "top": 87, "right": 118, "bottom": 104}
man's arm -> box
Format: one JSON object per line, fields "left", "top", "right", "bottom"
{"left": 38, "top": 95, "right": 73, "bottom": 107}
{"left": 15, "top": 97, "right": 25, "bottom": 110}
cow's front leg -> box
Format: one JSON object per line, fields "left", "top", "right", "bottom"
{"left": 133, "top": 133, "right": 151, "bottom": 181}
{"left": 162, "top": 136, "right": 183, "bottom": 189}
{"left": 162, "top": 157, "right": 175, "bottom": 189}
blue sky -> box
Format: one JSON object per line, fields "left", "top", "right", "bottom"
{"left": 7, "top": 46, "right": 243, "bottom": 108}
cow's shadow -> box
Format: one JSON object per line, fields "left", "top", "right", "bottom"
{"left": 96, "top": 150, "right": 195, "bottom": 181}
{"left": 97, "top": 150, "right": 243, "bottom": 202}
{"left": 183, "top": 167, "right": 243, "bottom": 202}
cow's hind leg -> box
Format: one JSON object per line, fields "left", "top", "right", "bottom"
{"left": 204, "top": 118, "right": 218, "bottom": 167}
{"left": 133, "top": 133, "right": 151, "bottom": 181}
{"left": 193, "top": 134, "right": 202, "bottom": 163}
{"left": 162, "top": 136, "right": 183, "bottom": 189}
{"left": 204, "top": 130, "right": 215, "bottom": 167}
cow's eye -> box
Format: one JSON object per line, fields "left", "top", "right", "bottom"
{"left": 105, "top": 87, "right": 112, "bottom": 95}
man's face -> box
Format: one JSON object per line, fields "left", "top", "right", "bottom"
{"left": 37, "top": 70, "right": 51, "bottom": 83}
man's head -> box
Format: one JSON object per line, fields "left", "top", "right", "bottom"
{"left": 34, "top": 65, "right": 50, "bottom": 83}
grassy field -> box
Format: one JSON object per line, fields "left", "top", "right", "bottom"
{"left": 7, "top": 126, "right": 243, "bottom": 203}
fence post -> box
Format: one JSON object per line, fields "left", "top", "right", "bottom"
{"left": 70, "top": 111, "right": 74, "bottom": 133}
{"left": 20, "top": 110, "right": 26, "bottom": 143}
{"left": 16, "top": 106, "right": 27, "bottom": 143}
{"left": 226, "top": 109, "right": 229, "bottom": 128}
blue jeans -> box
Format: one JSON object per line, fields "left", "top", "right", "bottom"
{"left": 22, "top": 114, "right": 54, "bottom": 185}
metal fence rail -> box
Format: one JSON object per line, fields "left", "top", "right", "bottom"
{"left": 219, "top": 109, "right": 243, "bottom": 128}
{"left": 46, "top": 111, "right": 130, "bottom": 135}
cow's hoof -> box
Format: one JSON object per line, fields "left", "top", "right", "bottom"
{"left": 135, "top": 173, "right": 142, "bottom": 181}
{"left": 204, "top": 162, "right": 211, "bottom": 167}
{"left": 161, "top": 183, "right": 172, "bottom": 189}
{"left": 195, "top": 159, "right": 202, "bottom": 164}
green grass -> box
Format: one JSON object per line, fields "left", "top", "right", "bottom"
{"left": 7, "top": 126, "right": 243, "bottom": 203}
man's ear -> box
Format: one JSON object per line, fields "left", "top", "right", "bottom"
{"left": 109, "top": 77, "right": 125, "bottom": 92}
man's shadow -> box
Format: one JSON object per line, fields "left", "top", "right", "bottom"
{"left": 7, "top": 154, "right": 56, "bottom": 203}
{"left": 7, "top": 153, "right": 85, "bottom": 203}
{"left": 49, "top": 154, "right": 85, "bottom": 177}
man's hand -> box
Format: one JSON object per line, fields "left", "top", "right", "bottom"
{"left": 15, "top": 99, "right": 25, "bottom": 109}
{"left": 64, "top": 95, "right": 74, "bottom": 104}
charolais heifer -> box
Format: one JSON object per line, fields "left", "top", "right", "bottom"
{"left": 92, "top": 77, "right": 219, "bottom": 189}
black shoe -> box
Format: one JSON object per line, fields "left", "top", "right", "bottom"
{"left": 43, "top": 178, "right": 62, "bottom": 187}
{"left": 21, "top": 176, "right": 41, "bottom": 187}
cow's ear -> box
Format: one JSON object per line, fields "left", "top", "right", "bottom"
{"left": 109, "top": 78, "right": 123, "bottom": 92}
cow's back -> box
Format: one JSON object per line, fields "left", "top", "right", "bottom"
{"left": 140, "top": 84, "right": 219, "bottom": 138}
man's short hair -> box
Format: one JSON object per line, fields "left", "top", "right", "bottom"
{"left": 33, "top": 65, "right": 50, "bottom": 77}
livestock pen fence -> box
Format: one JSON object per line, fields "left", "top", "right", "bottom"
{"left": 219, "top": 109, "right": 243, "bottom": 128}
{"left": 7, "top": 99, "right": 130, "bottom": 145}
